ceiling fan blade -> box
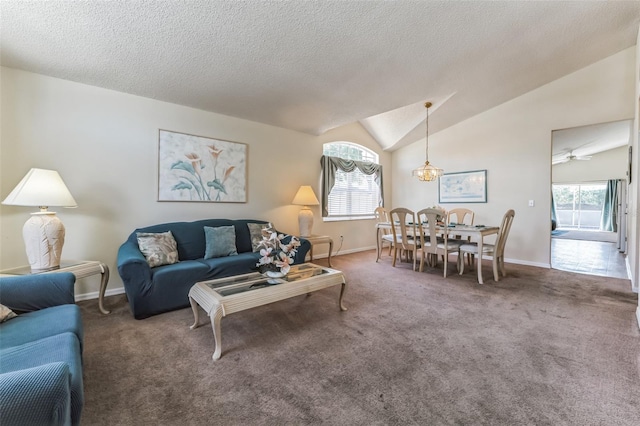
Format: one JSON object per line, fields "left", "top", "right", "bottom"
{"left": 553, "top": 158, "right": 570, "bottom": 165}
{"left": 575, "top": 156, "right": 592, "bottom": 161}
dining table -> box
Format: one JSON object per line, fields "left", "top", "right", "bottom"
{"left": 375, "top": 221, "right": 500, "bottom": 284}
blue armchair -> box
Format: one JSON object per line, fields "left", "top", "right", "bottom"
{"left": 0, "top": 273, "right": 84, "bottom": 426}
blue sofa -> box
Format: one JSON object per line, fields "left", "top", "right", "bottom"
{"left": 117, "top": 219, "right": 311, "bottom": 319}
{"left": 0, "top": 273, "right": 84, "bottom": 426}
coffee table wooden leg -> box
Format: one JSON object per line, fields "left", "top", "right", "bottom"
{"left": 210, "top": 305, "right": 224, "bottom": 361}
{"left": 189, "top": 296, "right": 200, "bottom": 330}
{"left": 339, "top": 282, "right": 347, "bottom": 311}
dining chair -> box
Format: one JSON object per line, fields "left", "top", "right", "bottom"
{"left": 447, "top": 208, "right": 475, "bottom": 227}
{"left": 447, "top": 207, "right": 475, "bottom": 263}
{"left": 457, "top": 209, "right": 515, "bottom": 282}
{"left": 382, "top": 207, "right": 420, "bottom": 270}
{"left": 416, "top": 208, "right": 462, "bottom": 277}
{"left": 374, "top": 206, "right": 393, "bottom": 256}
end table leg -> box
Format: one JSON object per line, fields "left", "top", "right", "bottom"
{"left": 338, "top": 282, "right": 347, "bottom": 311}
{"left": 327, "top": 239, "right": 333, "bottom": 267}
{"left": 189, "top": 296, "right": 200, "bottom": 330}
{"left": 211, "top": 305, "right": 224, "bottom": 361}
{"left": 98, "top": 263, "right": 111, "bottom": 314}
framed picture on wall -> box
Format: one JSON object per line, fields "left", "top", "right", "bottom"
{"left": 438, "top": 169, "right": 487, "bottom": 203}
{"left": 158, "top": 129, "right": 247, "bottom": 202}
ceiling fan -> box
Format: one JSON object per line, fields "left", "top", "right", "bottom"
{"left": 554, "top": 150, "right": 592, "bottom": 164}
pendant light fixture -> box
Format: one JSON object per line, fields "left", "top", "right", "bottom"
{"left": 412, "top": 101, "right": 443, "bottom": 181}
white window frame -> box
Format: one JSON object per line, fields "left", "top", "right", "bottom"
{"left": 322, "top": 142, "right": 381, "bottom": 222}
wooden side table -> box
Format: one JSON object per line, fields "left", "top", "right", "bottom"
{"left": 0, "top": 260, "right": 111, "bottom": 314}
{"left": 305, "top": 235, "right": 334, "bottom": 267}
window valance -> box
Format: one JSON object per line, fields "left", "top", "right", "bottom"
{"left": 320, "top": 155, "right": 384, "bottom": 217}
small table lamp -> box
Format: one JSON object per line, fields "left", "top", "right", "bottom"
{"left": 292, "top": 185, "right": 320, "bottom": 237}
{"left": 2, "top": 168, "right": 77, "bottom": 271}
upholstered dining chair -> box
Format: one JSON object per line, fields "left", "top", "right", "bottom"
{"left": 416, "top": 208, "right": 463, "bottom": 277}
{"left": 457, "top": 209, "right": 515, "bottom": 282}
{"left": 447, "top": 207, "right": 475, "bottom": 263}
{"left": 381, "top": 207, "right": 420, "bottom": 270}
{"left": 374, "top": 206, "right": 393, "bottom": 256}
{"left": 447, "top": 208, "right": 475, "bottom": 227}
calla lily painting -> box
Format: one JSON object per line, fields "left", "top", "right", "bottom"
{"left": 158, "top": 130, "right": 247, "bottom": 202}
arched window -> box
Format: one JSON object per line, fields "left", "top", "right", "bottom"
{"left": 321, "top": 142, "right": 383, "bottom": 220}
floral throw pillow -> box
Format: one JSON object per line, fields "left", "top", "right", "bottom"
{"left": 248, "top": 222, "right": 276, "bottom": 252}
{"left": 136, "top": 231, "right": 180, "bottom": 268}
{"left": 0, "top": 304, "right": 17, "bottom": 323}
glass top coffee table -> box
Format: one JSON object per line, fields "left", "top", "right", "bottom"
{"left": 188, "top": 263, "right": 347, "bottom": 361}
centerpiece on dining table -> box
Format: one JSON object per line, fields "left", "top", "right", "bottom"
{"left": 255, "top": 226, "right": 301, "bottom": 278}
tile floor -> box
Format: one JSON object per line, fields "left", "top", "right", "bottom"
{"left": 551, "top": 237, "right": 628, "bottom": 279}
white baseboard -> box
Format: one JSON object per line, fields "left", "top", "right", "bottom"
{"left": 504, "top": 258, "right": 550, "bottom": 269}
{"left": 70, "top": 249, "right": 563, "bottom": 301}
{"left": 626, "top": 256, "right": 638, "bottom": 293}
{"left": 75, "top": 287, "right": 125, "bottom": 302}
{"left": 327, "top": 246, "right": 552, "bottom": 269}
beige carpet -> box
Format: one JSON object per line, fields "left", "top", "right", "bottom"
{"left": 78, "top": 251, "right": 639, "bottom": 425}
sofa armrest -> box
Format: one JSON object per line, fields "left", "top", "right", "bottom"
{"left": 0, "top": 273, "right": 75, "bottom": 312}
{"left": 281, "top": 236, "right": 311, "bottom": 265}
{"left": 117, "top": 240, "right": 152, "bottom": 291}
{"left": 0, "top": 362, "right": 72, "bottom": 426}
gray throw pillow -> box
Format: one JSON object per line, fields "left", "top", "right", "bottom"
{"left": 204, "top": 225, "right": 238, "bottom": 259}
{"left": 136, "top": 231, "right": 180, "bottom": 268}
{"left": 247, "top": 222, "right": 276, "bottom": 252}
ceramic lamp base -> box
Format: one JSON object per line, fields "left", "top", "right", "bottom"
{"left": 23, "top": 212, "right": 66, "bottom": 271}
{"left": 298, "top": 207, "right": 314, "bottom": 237}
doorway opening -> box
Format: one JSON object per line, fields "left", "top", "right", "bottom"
{"left": 550, "top": 120, "right": 631, "bottom": 279}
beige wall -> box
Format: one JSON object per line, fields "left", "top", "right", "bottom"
{"left": 552, "top": 145, "right": 628, "bottom": 183}
{"left": 634, "top": 28, "right": 640, "bottom": 323}
{"left": 1, "top": 47, "right": 636, "bottom": 299}
{"left": 392, "top": 47, "right": 636, "bottom": 269}
{"left": 0, "top": 68, "right": 391, "bottom": 298}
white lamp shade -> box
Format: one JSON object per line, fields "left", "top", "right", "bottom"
{"left": 291, "top": 185, "right": 319, "bottom": 206}
{"left": 2, "top": 168, "right": 77, "bottom": 208}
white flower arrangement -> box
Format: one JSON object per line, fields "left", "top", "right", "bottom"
{"left": 256, "top": 227, "right": 301, "bottom": 276}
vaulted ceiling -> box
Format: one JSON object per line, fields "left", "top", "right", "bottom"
{"left": 1, "top": 1, "right": 639, "bottom": 151}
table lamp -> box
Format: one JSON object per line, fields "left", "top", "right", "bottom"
{"left": 292, "top": 185, "right": 320, "bottom": 237}
{"left": 2, "top": 168, "right": 77, "bottom": 271}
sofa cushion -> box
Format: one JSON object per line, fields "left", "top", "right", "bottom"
{"left": 0, "top": 303, "right": 17, "bottom": 323}
{"left": 204, "top": 225, "right": 238, "bottom": 259}
{"left": 0, "top": 304, "right": 83, "bottom": 351}
{"left": 136, "top": 231, "right": 179, "bottom": 267}
{"left": 197, "top": 252, "right": 262, "bottom": 278}
{"left": 0, "top": 332, "right": 84, "bottom": 426}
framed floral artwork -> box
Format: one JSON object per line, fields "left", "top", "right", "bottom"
{"left": 158, "top": 130, "right": 247, "bottom": 202}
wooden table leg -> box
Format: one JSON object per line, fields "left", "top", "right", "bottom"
{"left": 189, "top": 296, "right": 200, "bottom": 330}
{"left": 210, "top": 304, "right": 224, "bottom": 361}
{"left": 98, "top": 263, "right": 111, "bottom": 314}
{"left": 477, "top": 237, "right": 485, "bottom": 285}
{"left": 338, "top": 281, "right": 347, "bottom": 311}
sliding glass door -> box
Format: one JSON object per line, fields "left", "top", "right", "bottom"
{"left": 552, "top": 183, "right": 607, "bottom": 230}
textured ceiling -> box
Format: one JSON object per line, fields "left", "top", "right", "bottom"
{"left": 1, "top": 1, "right": 639, "bottom": 151}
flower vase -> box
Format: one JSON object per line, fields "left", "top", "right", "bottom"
{"left": 264, "top": 270, "right": 286, "bottom": 279}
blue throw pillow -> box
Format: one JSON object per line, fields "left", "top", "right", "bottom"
{"left": 204, "top": 225, "right": 238, "bottom": 259}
